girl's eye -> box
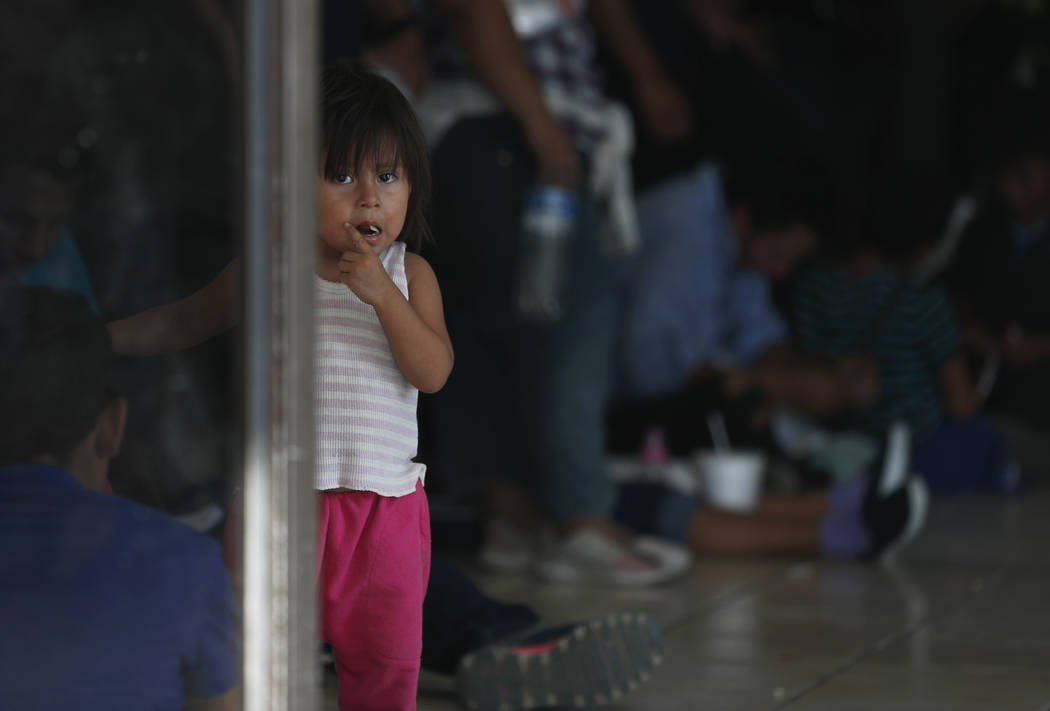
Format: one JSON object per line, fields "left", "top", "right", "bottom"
{"left": 333, "top": 174, "right": 353, "bottom": 185}
{"left": 378, "top": 172, "right": 397, "bottom": 184}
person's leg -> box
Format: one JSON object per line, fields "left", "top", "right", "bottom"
{"left": 427, "top": 115, "right": 538, "bottom": 521}
{"left": 421, "top": 557, "right": 539, "bottom": 676}
{"left": 755, "top": 492, "right": 830, "bottom": 519}
{"left": 320, "top": 486, "right": 430, "bottom": 711}
{"left": 529, "top": 192, "right": 619, "bottom": 525}
{"left": 429, "top": 312, "right": 520, "bottom": 505}
{"left": 614, "top": 482, "right": 823, "bottom": 555}
{"left": 615, "top": 471, "right": 926, "bottom": 561}
{"left": 524, "top": 188, "right": 692, "bottom": 584}
{"left": 689, "top": 508, "right": 821, "bottom": 555}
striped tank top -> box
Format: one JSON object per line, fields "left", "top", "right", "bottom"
{"left": 314, "top": 241, "right": 425, "bottom": 495}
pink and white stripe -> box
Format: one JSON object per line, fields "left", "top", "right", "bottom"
{"left": 314, "top": 242, "right": 425, "bottom": 496}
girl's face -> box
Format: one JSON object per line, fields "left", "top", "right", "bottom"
{"left": 317, "top": 143, "right": 411, "bottom": 256}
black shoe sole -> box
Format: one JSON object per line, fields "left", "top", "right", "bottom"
{"left": 455, "top": 613, "right": 663, "bottom": 710}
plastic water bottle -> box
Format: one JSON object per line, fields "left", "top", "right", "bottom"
{"left": 516, "top": 186, "right": 579, "bottom": 323}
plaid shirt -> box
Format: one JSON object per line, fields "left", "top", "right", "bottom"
{"left": 427, "top": 0, "right": 606, "bottom": 152}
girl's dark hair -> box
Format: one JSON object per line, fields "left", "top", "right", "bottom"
{"left": 321, "top": 61, "right": 432, "bottom": 251}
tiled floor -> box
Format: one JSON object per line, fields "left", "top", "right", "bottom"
{"left": 327, "top": 490, "right": 1050, "bottom": 709}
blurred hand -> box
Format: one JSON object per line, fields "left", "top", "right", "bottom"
{"left": 1001, "top": 328, "right": 1050, "bottom": 367}
{"left": 963, "top": 322, "right": 998, "bottom": 356}
{"left": 636, "top": 77, "right": 693, "bottom": 143}
{"left": 836, "top": 356, "right": 879, "bottom": 407}
{"left": 722, "top": 368, "right": 753, "bottom": 397}
{"left": 690, "top": 0, "right": 776, "bottom": 67}
{"left": 337, "top": 231, "right": 398, "bottom": 307}
{"left": 525, "top": 115, "right": 581, "bottom": 189}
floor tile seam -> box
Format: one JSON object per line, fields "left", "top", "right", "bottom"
{"left": 663, "top": 562, "right": 797, "bottom": 634}
{"left": 770, "top": 611, "right": 937, "bottom": 709}
{"left": 662, "top": 584, "right": 761, "bottom": 634}
{"left": 772, "top": 564, "right": 1010, "bottom": 709}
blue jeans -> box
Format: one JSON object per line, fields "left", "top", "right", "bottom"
{"left": 427, "top": 115, "right": 619, "bottom": 521}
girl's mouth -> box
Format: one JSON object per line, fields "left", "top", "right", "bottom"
{"left": 356, "top": 223, "right": 382, "bottom": 243}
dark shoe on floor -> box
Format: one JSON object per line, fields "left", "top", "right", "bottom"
{"left": 863, "top": 476, "right": 929, "bottom": 561}
{"left": 455, "top": 613, "right": 663, "bottom": 710}
{"left": 872, "top": 421, "right": 911, "bottom": 498}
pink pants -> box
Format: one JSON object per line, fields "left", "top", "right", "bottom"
{"left": 318, "top": 482, "right": 431, "bottom": 711}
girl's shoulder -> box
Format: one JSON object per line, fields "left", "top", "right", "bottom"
{"left": 403, "top": 251, "right": 436, "bottom": 282}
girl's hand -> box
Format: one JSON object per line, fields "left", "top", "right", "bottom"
{"left": 337, "top": 230, "right": 399, "bottom": 307}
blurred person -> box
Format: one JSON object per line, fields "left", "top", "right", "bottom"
{"left": 596, "top": 154, "right": 931, "bottom": 560}
{"left": 0, "top": 286, "right": 238, "bottom": 711}
{"left": 0, "top": 81, "right": 227, "bottom": 521}
{"left": 0, "top": 86, "right": 97, "bottom": 308}
{"left": 613, "top": 459, "right": 928, "bottom": 563}
{"left": 417, "top": 0, "right": 691, "bottom": 586}
{"left": 783, "top": 181, "right": 1018, "bottom": 494}
{"left": 590, "top": 3, "right": 870, "bottom": 473}
{"left": 607, "top": 155, "right": 850, "bottom": 461}
{"left": 7, "top": 0, "right": 243, "bottom": 521}
{"left": 948, "top": 106, "right": 1050, "bottom": 430}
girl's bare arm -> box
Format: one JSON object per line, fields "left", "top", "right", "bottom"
{"left": 372, "top": 252, "right": 454, "bottom": 393}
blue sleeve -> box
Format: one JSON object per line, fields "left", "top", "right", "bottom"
{"left": 719, "top": 271, "right": 787, "bottom": 366}
{"left": 622, "top": 176, "right": 725, "bottom": 395}
{"left": 182, "top": 540, "right": 238, "bottom": 700}
{"left": 15, "top": 232, "right": 99, "bottom": 313}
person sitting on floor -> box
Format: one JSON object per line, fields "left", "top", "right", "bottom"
{"left": 783, "top": 183, "right": 1018, "bottom": 494}
{"left": 947, "top": 104, "right": 1050, "bottom": 432}
{"left": 0, "top": 286, "right": 238, "bottom": 711}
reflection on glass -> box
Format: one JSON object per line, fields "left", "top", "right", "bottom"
{"left": 2, "top": 1, "right": 242, "bottom": 708}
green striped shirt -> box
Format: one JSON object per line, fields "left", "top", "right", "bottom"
{"left": 791, "top": 264, "right": 960, "bottom": 438}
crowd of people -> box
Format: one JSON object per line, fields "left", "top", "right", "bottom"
{"left": 2, "top": 0, "right": 1049, "bottom": 709}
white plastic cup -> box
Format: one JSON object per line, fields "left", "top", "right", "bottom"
{"left": 696, "top": 451, "right": 766, "bottom": 513}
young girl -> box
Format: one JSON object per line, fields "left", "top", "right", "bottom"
{"left": 312, "top": 62, "right": 452, "bottom": 711}
{"left": 109, "top": 63, "right": 453, "bottom": 710}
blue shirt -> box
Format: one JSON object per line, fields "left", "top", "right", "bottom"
{"left": 621, "top": 163, "right": 786, "bottom": 395}
{"left": 15, "top": 231, "right": 99, "bottom": 312}
{"left": 0, "top": 464, "right": 237, "bottom": 710}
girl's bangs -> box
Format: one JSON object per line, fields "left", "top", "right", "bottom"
{"left": 324, "top": 119, "right": 404, "bottom": 180}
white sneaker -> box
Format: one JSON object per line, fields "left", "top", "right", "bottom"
{"left": 478, "top": 518, "right": 543, "bottom": 574}
{"left": 535, "top": 527, "right": 692, "bottom": 587}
